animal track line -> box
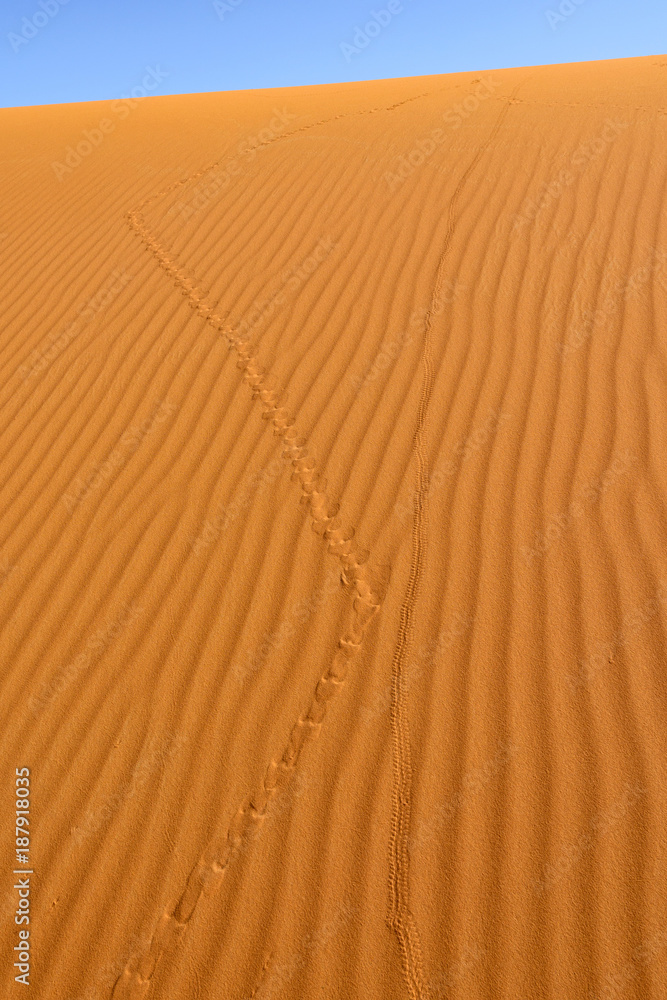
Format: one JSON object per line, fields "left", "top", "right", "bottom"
{"left": 118, "top": 85, "right": 442, "bottom": 225}
{"left": 108, "top": 90, "right": 456, "bottom": 999}
{"left": 385, "top": 82, "right": 527, "bottom": 1000}
{"left": 110, "top": 211, "right": 389, "bottom": 1000}
{"left": 489, "top": 95, "right": 659, "bottom": 115}
{"left": 111, "top": 80, "right": 525, "bottom": 999}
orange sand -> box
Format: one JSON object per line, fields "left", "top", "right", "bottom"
{"left": 1, "top": 55, "right": 666, "bottom": 999}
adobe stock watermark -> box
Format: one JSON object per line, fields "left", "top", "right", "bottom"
{"left": 189, "top": 456, "right": 285, "bottom": 556}
{"left": 242, "top": 768, "right": 312, "bottom": 857}
{"left": 384, "top": 76, "right": 500, "bottom": 190}
{"left": 69, "top": 930, "right": 155, "bottom": 1000}
{"left": 601, "top": 924, "right": 667, "bottom": 1000}
{"left": 51, "top": 66, "right": 169, "bottom": 181}
{"left": 359, "top": 608, "right": 476, "bottom": 729}
{"left": 8, "top": 0, "right": 71, "bottom": 54}
{"left": 409, "top": 741, "right": 519, "bottom": 858}
{"left": 71, "top": 734, "right": 184, "bottom": 845}
{"left": 351, "top": 288, "right": 465, "bottom": 396}
{"left": 566, "top": 579, "right": 667, "bottom": 696}
{"left": 531, "top": 782, "right": 646, "bottom": 897}
{"left": 350, "top": 325, "right": 416, "bottom": 395}
{"left": 392, "top": 409, "right": 512, "bottom": 526}
{"left": 545, "top": 0, "right": 588, "bottom": 31}
{"left": 430, "top": 940, "right": 489, "bottom": 996}
{"left": 28, "top": 602, "right": 142, "bottom": 717}
{"left": 519, "top": 449, "right": 637, "bottom": 566}
{"left": 62, "top": 399, "right": 177, "bottom": 513}
{"left": 511, "top": 119, "right": 629, "bottom": 233}
{"left": 556, "top": 246, "right": 667, "bottom": 358}
{"left": 167, "top": 107, "right": 298, "bottom": 222}
{"left": 232, "top": 568, "right": 341, "bottom": 684}
{"left": 16, "top": 268, "right": 132, "bottom": 382}
{"left": 260, "top": 898, "right": 359, "bottom": 999}
{"left": 340, "top": 0, "right": 414, "bottom": 64}
{"left": 236, "top": 235, "right": 336, "bottom": 336}
{"left": 213, "top": 0, "right": 246, "bottom": 19}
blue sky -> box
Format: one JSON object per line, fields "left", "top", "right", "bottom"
{"left": 0, "top": 0, "right": 664, "bottom": 109}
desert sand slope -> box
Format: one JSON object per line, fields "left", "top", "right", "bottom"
{"left": 1, "top": 54, "right": 666, "bottom": 999}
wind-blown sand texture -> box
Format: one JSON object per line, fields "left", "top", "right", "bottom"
{"left": 1, "top": 54, "right": 667, "bottom": 999}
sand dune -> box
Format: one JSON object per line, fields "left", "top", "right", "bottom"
{"left": 1, "top": 54, "right": 666, "bottom": 999}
